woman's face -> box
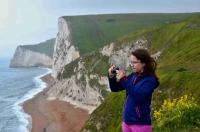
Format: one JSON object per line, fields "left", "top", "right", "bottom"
{"left": 129, "top": 55, "right": 145, "bottom": 73}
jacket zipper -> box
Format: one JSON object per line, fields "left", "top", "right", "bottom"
{"left": 136, "top": 106, "right": 141, "bottom": 118}
{"left": 133, "top": 75, "right": 141, "bottom": 118}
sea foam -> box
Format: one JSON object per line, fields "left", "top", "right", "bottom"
{"left": 12, "top": 68, "right": 51, "bottom": 132}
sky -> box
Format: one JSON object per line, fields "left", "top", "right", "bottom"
{"left": 0, "top": 0, "right": 200, "bottom": 58}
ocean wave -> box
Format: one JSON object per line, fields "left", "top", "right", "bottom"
{"left": 0, "top": 96, "right": 18, "bottom": 102}
{"left": 12, "top": 68, "right": 52, "bottom": 132}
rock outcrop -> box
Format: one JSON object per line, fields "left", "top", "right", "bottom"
{"left": 105, "top": 37, "right": 150, "bottom": 70}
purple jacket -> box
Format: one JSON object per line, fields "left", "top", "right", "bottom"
{"left": 108, "top": 72, "right": 159, "bottom": 125}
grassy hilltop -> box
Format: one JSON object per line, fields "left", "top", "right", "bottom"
{"left": 63, "top": 13, "right": 193, "bottom": 55}
{"left": 79, "top": 14, "right": 200, "bottom": 132}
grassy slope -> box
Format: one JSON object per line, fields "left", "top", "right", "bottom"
{"left": 63, "top": 13, "right": 192, "bottom": 55}
{"left": 81, "top": 14, "right": 200, "bottom": 132}
{"left": 152, "top": 15, "right": 200, "bottom": 107}
{"left": 22, "top": 38, "right": 55, "bottom": 58}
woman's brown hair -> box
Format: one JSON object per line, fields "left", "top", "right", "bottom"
{"left": 131, "top": 48, "right": 158, "bottom": 79}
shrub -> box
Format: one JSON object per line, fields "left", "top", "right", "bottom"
{"left": 153, "top": 95, "right": 200, "bottom": 131}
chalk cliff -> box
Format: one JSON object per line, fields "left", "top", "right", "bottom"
{"left": 52, "top": 17, "right": 80, "bottom": 78}
{"left": 10, "top": 46, "right": 52, "bottom": 68}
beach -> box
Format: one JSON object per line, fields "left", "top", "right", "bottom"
{"left": 23, "top": 74, "right": 89, "bottom": 132}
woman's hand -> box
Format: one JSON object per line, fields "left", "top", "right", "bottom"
{"left": 108, "top": 65, "right": 115, "bottom": 78}
{"left": 116, "top": 70, "right": 125, "bottom": 81}
{"left": 108, "top": 65, "right": 125, "bottom": 80}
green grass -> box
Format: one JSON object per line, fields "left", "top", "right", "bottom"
{"left": 81, "top": 13, "right": 200, "bottom": 132}
{"left": 152, "top": 15, "right": 200, "bottom": 108}
{"left": 81, "top": 92, "right": 125, "bottom": 132}
{"left": 63, "top": 13, "right": 193, "bottom": 55}
{"left": 22, "top": 38, "right": 55, "bottom": 58}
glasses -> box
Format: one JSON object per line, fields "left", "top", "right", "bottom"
{"left": 130, "top": 60, "right": 141, "bottom": 65}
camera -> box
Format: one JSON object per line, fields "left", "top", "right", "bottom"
{"left": 111, "top": 67, "right": 119, "bottom": 75}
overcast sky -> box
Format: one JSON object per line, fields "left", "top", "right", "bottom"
{"left": 0, "top": 0, "right": 200, "bottom": 58}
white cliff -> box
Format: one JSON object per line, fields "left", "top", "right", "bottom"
{"left": 10, "top": 46, "right": 52, "bottom": 68}
{"left": 52, "top": 17, "right": 80, "bottom": 78}
{"left": 47, "top": 59, "right": 109, "bottom": 113}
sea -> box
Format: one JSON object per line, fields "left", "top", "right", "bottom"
{"left": 0, "top": 57, "right": 51, "bottom": 132}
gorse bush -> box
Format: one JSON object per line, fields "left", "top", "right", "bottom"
{"left": 153, "top": 95, "right": 200, "bottom": 131}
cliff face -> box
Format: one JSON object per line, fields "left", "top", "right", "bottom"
{"left": 10, "top": 46, "right": 52, "bottom": 68}
{"left": 52, "top": 17, "right": 80, "bottom": 78}
{"left": 48, "top": 20, "right": 152, "bottom": 112}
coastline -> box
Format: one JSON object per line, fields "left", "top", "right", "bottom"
{"left": 22, "top": 74, "right": 89, "bottom": 132}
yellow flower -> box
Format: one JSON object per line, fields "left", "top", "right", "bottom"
{"left": 153, "top": 94, "right": 197, "bottom": 126}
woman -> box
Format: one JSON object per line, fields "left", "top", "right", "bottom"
{"left": 108, "top": 48, "right": 159, "bottom": 132}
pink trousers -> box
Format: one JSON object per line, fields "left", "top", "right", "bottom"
{"left": 122, "top": 122, "right": 152, "bottom": 132}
